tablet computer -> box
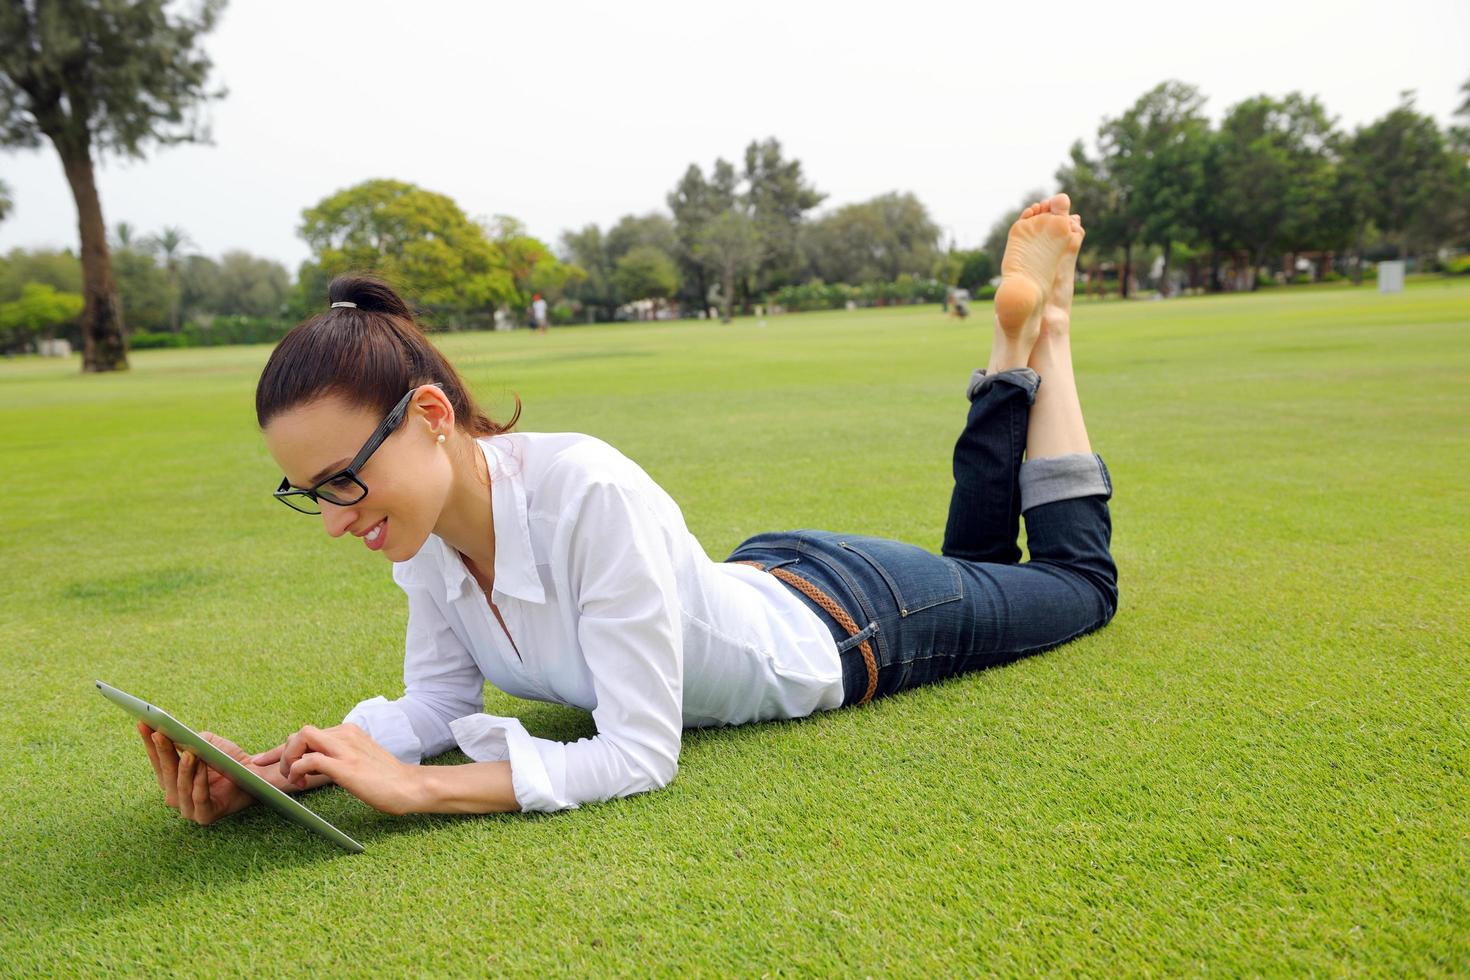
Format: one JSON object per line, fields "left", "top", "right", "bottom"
{"left": 97, "top": 680, "right": 365, "bottom": 854}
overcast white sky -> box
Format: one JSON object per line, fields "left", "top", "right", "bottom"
{"left": 1, "top": 0, "right": 1467, "bottom": 270}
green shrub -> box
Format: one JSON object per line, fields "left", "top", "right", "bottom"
{"left": 182, "top": 315, "right": 291, "bottom": 347}
{"left": 129, "top": 330, "right": 188, "bottom": 349}
{"left": 1444, "top": 254, "right": 1470, "bottom": 276}
{"left": 771, "top": 277, "right": 946, "bottom": 312}
{"left": 975, "top": 284, "right": 997, "bottom": 301}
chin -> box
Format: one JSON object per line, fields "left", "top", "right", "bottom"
{"left": 387, "top": 527, "right": 430, "bottom": 562}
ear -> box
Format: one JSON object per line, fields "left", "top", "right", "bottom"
{"left": 409, "top": 384, "right": 455, "bottom": 439}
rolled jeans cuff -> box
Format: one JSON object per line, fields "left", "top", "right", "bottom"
{"left": 966, "top": 366, "right": 1039, "bottom": 403}
{"left": 1020, "top": 453, "right": 1113, "bottom": 511}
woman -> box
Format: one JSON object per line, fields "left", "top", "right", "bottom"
{"left": 140, "top": 193, "right": 1116, "bottom": 824}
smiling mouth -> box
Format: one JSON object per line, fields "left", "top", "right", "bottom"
{"left": 361, "top": 518, "right": 388, "bottom": 551}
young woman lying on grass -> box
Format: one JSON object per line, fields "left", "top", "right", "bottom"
{"left": 139, "top": 193, "right": 1118, "bottom": 823}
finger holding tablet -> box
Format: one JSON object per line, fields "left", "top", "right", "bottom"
{"left": 136, "top": 722, "right": 329, "bottom": 826}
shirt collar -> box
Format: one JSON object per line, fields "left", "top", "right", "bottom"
{"left": 441, "top": 435, "right": 546, "bottom": 606}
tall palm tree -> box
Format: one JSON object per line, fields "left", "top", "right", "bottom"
{"left": 147, "top": 226, "right": 193, "bottom": 331}
{"left": 113, "top": 221, "right": 139, "bottom": 252}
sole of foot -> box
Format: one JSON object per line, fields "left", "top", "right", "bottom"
{"left": 994, "top": 193, "right": 1076, "bottom": 345}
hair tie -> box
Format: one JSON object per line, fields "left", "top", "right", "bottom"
{"left": 331, "top": 301, "right": 357, "bottom": 309}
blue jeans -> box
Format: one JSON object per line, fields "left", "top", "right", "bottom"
{"left": 724, "top": 367, "right": 1118, "bottom": 707}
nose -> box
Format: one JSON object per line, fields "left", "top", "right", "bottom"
{"left": 320, "top": 501, "right": 359, "bottom": 538}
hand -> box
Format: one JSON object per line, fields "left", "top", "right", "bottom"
{"left": 277, "top": 723, "right": 425, "bottom": 817}
{"left": 136, "top": 722, "right": 326, "bottom": 826}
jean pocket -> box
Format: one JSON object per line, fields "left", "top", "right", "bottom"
{"left": 837, "top": 535, "right": 963, "bottom": 617}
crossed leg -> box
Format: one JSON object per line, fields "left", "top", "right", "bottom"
{"left": 929, "top": 191, "right": 1116, "bottom": 676}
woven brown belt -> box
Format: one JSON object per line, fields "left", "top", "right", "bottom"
{"left": 730, "top": 559, "right": 878, "bottom": 705}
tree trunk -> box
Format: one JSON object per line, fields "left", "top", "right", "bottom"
{"left": 1160, "top": 241, "right": 1173, "bottom": 297}
{"left": 1208, "top": 242, "right": 1222, "bottom": 293}
{"left": 695, "top": 266, "right": 709, "bottom": 312}
{"left": 1250, "top": 245, "right": 1269, "bottom": 291}
{"left": 720, "top": 260, "right": 734, "bottom": 323}
{"left": 60, "top": 148, "right": 128, "bottom": 372}
{"left": 1121, "top": 241, "right": 1133, "bottom": 299}
{"left": 168, "top": 265, "right": 181, "bottom": 332}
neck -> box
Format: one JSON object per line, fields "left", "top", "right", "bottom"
{"left": 432, "top": 433, "right": 495, "bottom": 576}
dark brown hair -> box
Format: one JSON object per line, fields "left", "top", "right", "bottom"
{"left": 255, "top": 274, "right": 521, "bottom": 436}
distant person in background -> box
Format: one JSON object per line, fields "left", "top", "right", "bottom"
{"left": 949, "top": 287, "right": 972, "bottom": 320}
{"left": 532, "top": 293, "right": 548, "bottom": 334}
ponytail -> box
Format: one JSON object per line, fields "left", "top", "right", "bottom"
{"left": 255, "top": 273, "right": 521, "bottom": 436}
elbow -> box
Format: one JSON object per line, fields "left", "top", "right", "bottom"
{"left": 629, "top": 748, "right": 679, "bottom": 797}
{"left": 626, "top": 746, "right": 680, "bottom": 799}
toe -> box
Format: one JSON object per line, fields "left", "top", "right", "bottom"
{"left": 1049, "top": 193, "right": 1071, "bottom": 215}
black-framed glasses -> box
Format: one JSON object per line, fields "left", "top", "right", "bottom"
{"left": 272, "top": 383, "right": 443, "bottom": 515}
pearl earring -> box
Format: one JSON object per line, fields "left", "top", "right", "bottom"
{"left": 436, "top": 434, "right": 445, "bottom": 444}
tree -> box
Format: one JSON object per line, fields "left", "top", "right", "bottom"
{"left": 112, "top": 245, "right": 172, "bottom": 332}
{"left": 953, "top": 249, "right": 995, "bottom": 292}
{"left": 1121, "top": 82, "right": 1211, "bottom": 295}
{"left": 112, "top": 220, "right": 142, "bottom": 253}
{"left": 559, "top": 224, "right": 618, "bottom": 321}
{"left": 1214, "top": 93, "right": 1337, "bottom": 289}
{"left": 667, "top": 162, "right": 736, "bottom": 310}
{"left": 606, "top": 212, "right": 678, "bottom": 264}
{"left": 1089, "top": 84, "right": 1210, "bottom": 297}
{"left": 1345, "top": 93, "right": 1465, "bottom": 265}
{"left": 800, "top": 191, "right": 942, "bottom": 284}
{"left": 484, "top": 215, "right": 584, "bottom": 322}
{"left": 742, "top": 137, "right": 825, "bottom": 294}
{"left": 179, "top": 254, "right": 221, "bottom": 320}
{"left": 611, "top": 245, "right": 679, "bottom": 306}
{"left": 145, "top": 225, "right": 192, "bottom": 330}
{"left": 214, "top": 251, "right": 289, "bottom": 317}
{"left": 0, "top": 0, "right": 226, "bottom": 372}
{"left": 298, "top": 179, "right": 515, "bottom": 324}
{"left": 0, "top": 281, "right": 83, "bottom": 352}
{"left": 697, "top": 210, "right": 761, "bottom": 323}
{"left": 0, "top": 179, "right": 11, "bottom": 223}
{"left": 1452, "top": 76, "right": 1470, "bottom": 155}
{"left": 0, "top": 247, "right": 82, "bottom": 301}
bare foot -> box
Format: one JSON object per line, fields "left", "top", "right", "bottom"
{"left": 1039, "top": 212, "right": 1084, "bottom": 342}
{"left": 991, "top": 194, "right": 1075, "bottom": 365}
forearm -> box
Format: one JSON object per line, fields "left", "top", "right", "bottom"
{"left": 413, "top": 760, "right": 521, "bottom": 814}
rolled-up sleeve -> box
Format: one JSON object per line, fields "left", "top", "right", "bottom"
{"left": 343, "top": 570, "right": 485, "bottom": 765}
{"left": 450, "top": 478, "right": 684, "bottom": 812}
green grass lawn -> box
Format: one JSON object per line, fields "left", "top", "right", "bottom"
{"left": 2, "top": 280, "right": 1467, "bottom": 974}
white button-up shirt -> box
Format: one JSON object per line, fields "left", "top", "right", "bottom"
{"left": 343, "top": 431, "right": 844, "bottom": 812}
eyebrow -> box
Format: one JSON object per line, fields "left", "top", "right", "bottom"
{"left": 289, "top": 457, "right": 351, "bottom": 490}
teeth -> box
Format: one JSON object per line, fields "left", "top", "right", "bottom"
{"left": 366, "top": 522, "right": 383, "bottom": 541}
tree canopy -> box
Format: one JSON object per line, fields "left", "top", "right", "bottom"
{"left": 800, "top": 191, "right": 942, "bottom": 284}
{"left": 297, "top": 179, "right": 516, "bottom": 322}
